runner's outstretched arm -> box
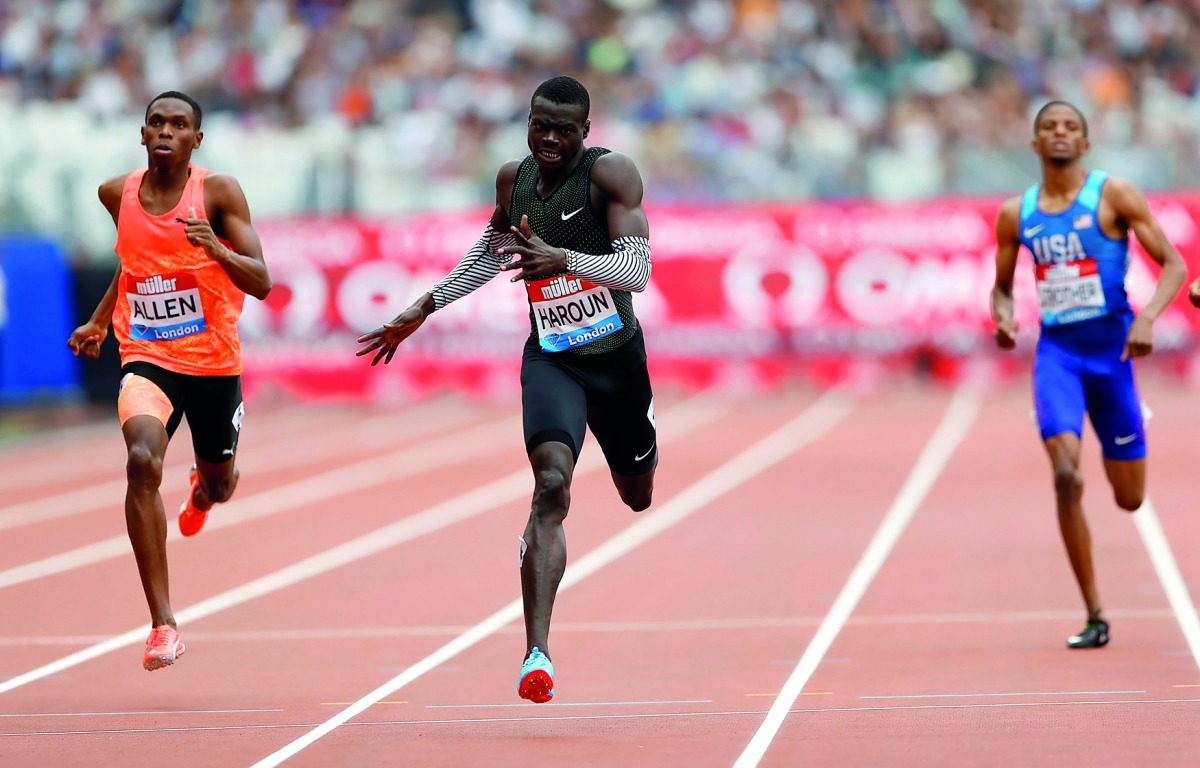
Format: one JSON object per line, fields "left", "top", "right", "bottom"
{"left": 991, "top": 197, "right": 1022, "bottom": 350}
{"left": 356, "top": 162, "right": 520, "bottom": 365}
{"left": 67, "top": 263, "right": 120, "bottom": 359}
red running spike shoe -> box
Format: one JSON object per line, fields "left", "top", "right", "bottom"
{"left": 143, "top": 625, "right": 186, "bottom": 671}
{"left": 178, "top": 465, "right": 207, "bottom": 537}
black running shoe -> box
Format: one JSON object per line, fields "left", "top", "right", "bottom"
{"left": 1066, "top": 619, "right": 1109, "bottom": 649}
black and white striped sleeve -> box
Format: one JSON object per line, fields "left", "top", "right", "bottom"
{"left": 563, "top": 236, "right": 652, "bottom": 292}
{"left": 429, "top": 224, "right": 518, "bottom": 311}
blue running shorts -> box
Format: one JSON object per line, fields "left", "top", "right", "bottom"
{"left": 1032, "top": 332, "right": 1145, "bottom": 461}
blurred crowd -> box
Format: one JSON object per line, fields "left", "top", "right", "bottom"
{"left": 2, "top": 0, "right": 1200, "bottom": 205}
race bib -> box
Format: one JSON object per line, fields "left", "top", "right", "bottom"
{"left": 1036, "top": 258, "right": 1107, "bottom": 326}
{"left": 125, "top": 271, "right": 207, "bottom": 341}
{"left": 526, "top": 274, "right": 623, "bottom": 352}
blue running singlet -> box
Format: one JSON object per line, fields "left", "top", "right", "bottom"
{"left": 1019, "top": 170, "right": 1145, "bottom": 460}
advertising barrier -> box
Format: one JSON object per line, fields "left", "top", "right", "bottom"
{"left": 1, "top": 237, "right": 79, "bottom": 403}
{"left": 242, "top": 196, "right": 1200, "bottom": 401}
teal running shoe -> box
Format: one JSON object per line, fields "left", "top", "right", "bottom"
{"left": 518, "top": 647, "right": 555, "bottom": 703}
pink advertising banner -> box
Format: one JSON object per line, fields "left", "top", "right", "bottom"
{"left": 242, "top": 196, "right": 1200, "bottom": 400}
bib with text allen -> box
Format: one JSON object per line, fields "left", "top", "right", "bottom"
{"left": 525, "top": 275, "right": 623, "bottom": 352}
{"left": 125, "top": 271, "right": 208, "bottom": 341}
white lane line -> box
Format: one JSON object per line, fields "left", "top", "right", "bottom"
{"left": 0, "top": 708, "right": 282, "bottom": 718}
{"left": 733, "top": 385, "right": 981, "bottom": 768}
{"left": 1132, "top": 498, "right": 1200, "bottom": 671}
{"left": 425, "top": 699, "right": 713, "bottom": 709}
{"left": 0, "top": 401, "right": 476, "bottom": 532}
{"left": 0, "top": 415, "right": 517, "bottom": 590}
{"left": 0, "top": 395, "right": 729, "bottom": 695}
{"left": 859, "top": 690, "right": 1146, "bottom": 700}
{"left": 14, "top": 698, "right": 1200, "bottom": 738}
{"left": 250, "top": 391, "right": 854, "bottom": 768}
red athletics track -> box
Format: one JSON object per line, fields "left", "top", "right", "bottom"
{"left": 0, "top": 379, "right": 1197, "bottom": 767}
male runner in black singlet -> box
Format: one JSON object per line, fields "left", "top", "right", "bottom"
{"left": 357, "top": 76, "right": 657, "bottom": 703}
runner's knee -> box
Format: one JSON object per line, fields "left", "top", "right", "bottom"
{"left": 201, "top": 473, "right": 236, "bottom": 504}
{"left": 531, "top": 467, "right": 570, "bottom": 523}
{"left": 1053, "top": 467, "right": 1083, "bottom": 506}
{"left": 1113, "top": 487, "right": 1143, "bottom": 513}
{"left": 619, "top": 483, "right": 652, "bottom": 512}
{"left": 126, "top": 443, "right": 163, "bottom": 488}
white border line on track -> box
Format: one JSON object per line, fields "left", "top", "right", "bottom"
{"left": 425, "top": 699, "right": 712, "bottom": 709}
{"left": 11, "top": 698, "right": 1200, "bottom": 739}
{"left": 1132, "top": 498, "right": 1200, "bottom": 672}
{"left": 733, "top": 385, "right": 981, "bottom": 768}
{"left": 249, "top": 390, "right": 855, "bottom": 768}
{"left": 0, "top": 395, "right": 729, "bottom": 695}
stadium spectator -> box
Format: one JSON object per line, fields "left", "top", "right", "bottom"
{"left": 1, "top": 0, "right": 1198, "bottom": 213}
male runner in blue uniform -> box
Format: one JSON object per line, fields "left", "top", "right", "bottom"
{"left": 991, "top": 101, "right": 1186, "bottom": 649}
{"left": 357, "top": 76, "right": 656, "bottom": 700}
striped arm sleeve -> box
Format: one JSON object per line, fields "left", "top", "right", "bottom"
{"left": 429, "top": 224, "right": 518, "bottom": 311}
{"left": 564, "top": 236, "right": 652, "bottom": 292}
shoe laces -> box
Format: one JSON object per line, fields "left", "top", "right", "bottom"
{"left": 148, "top": 626, "right": 175, "bottom": 646}
{"left": 525, "top": 648, "right": 547, "bottom": 668}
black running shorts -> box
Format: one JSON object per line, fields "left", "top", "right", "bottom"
{"left": 120, "top": 361, "right": 244, "bottom": 463}
{"left": 521, "top": 325, "right": 657, "bottom": 477}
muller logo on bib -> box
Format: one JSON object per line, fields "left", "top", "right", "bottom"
{"left": 135, "top": 275, "right": 179, "bottom": 295}
{"left": 539, "top": 275, "right": 584, "bottom": 300}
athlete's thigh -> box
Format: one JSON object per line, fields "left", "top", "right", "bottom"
{"left": 521, "top": 338, "right": 588, "bottom": 461}
{"left": 1032, "top": 339, "right": 1086, "bottom": 442}
{"left": 119, "top": 362, "right": 185, "bottom": 437}
{"left": 180, "top": 373, "right": 245, "bottom": 466}
{"left": 1083, "top": 356, "right": 1145, "bottom": 461}
{"left": 584, "top": 330, "right": 657, "bottom": 477}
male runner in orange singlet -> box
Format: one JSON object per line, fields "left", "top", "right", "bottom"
{"left": 67, "top": 91, "right": 272, "bottom": 671}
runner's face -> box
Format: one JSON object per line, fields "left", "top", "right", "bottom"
{"left": 527, "top": 98, "right": 589, "bottom": 171}
{"left": 1033, "top": 105, "right": 1088, "bottom": 164}
{"left": 141, "top": 98, "right": 202, "bottom": 167}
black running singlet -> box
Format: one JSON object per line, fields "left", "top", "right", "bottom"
{"left": 508, "top": 147, "right": 638, "bottom": 354}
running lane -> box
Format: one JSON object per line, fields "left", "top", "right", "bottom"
{"left": 258, "top": 386, "right": 956, "bottom": 767}
{"left": 757, "top": 378, "right": 1200, "bottom": 767}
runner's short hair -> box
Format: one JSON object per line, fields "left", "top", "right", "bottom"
{"left": 1033, "top": 100, "right": 1087, "bottom": 137}
{"left": 146, "top": 91, "right": 203, "bottom": 129}
{"left": 532, "top": 76, "right": 590, "bottom": 120}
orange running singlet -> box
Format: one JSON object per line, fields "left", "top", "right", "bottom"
{"left": 111, "top": 165, "right": 245, "bottom": 376}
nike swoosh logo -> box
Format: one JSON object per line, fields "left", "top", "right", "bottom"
{"left": 1114, "top": 434, "right": 1137, "bottom": 446}
{"left": 561, "top": 207, "right": 584, "bottom": 221}
{"left": 1023, "top": 224, "right": 1045, "bottom": 237}
{"left": 634, "top": 445, "right": 655, "bottom": 462}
